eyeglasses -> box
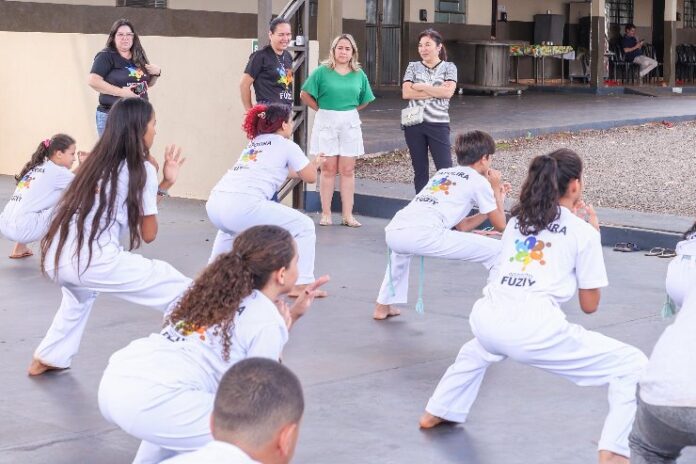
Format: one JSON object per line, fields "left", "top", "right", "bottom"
{"left": 116, "top": 33, "right": 135, "bottom": 38}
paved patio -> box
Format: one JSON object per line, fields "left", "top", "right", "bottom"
{"left": 361, "top": 91, "right": 696, "bottom": 153}
{"left": 1, "top": 176, "right": 694, "bottom": 463}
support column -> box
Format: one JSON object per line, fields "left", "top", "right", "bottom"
{"left": 318, "top": 0, "right": 343, "bottom": 60}
{"left": 664, "top": 0, "right": 677, "bottom": 86}
{"left": 258, "top": 0, "right": 272, "bottom": 48}
{"left": 590, "top": 0, "right": 606, "bottom": 88}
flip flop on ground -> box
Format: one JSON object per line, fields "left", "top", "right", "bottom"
{"left": 613, "top": 242, "right": 640, "bottom": 252}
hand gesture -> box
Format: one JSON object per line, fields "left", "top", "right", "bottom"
{"left": 499, "top": 181, "right": 512, "bottom": 196}
{"left": 145, "top": 64, "right": 161, "bottom": 77}
{"left": 275, "top": 298, "right": 293, "bottom": 329}
{"left": 573, "top": 200, "right": 600, "bottom": 231}
{"left": 314, "top": 154, "right": 327, "bottom": 169}
{"left": 289, "top": 275, "right": 330, "bottom": 321}
{"left": 162, "top": 145, "right": 186, "bottom": 186}
{"left": 121, "top": 86, "right": 138, "bottom": 99}
{"left": 486, "top": 168, "right": 502, "bottom": 188}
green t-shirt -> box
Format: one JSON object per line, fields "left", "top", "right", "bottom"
{"left": 302, "top": 65, "right": 375, "bottom": 111}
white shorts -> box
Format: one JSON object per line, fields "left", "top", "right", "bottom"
{"left": 310, "top": 108, "right": 364, "bottom": 157}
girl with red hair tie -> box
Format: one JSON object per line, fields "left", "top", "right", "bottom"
{"left": 206, "top": 103, "right": 326, "bottom": 297}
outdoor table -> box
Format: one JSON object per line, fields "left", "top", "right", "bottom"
{"left": 510, "top": 45, "right": 575, "bottom": 84}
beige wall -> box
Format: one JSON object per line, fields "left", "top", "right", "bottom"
{"left": 466, "top": 0, "right": 491, "bottom": 25}
{"left": 169, "top": 0, "right": 288, "bottom": 13}
{"left": 8, "top": 0, "right": 113, "bottom": 4}
{"left": 634, "top": 0, "right": 653, "bottom": 27}
{"left": 501, "top": 0, "right": 568, "bottom": 22}
{"left": 343, "top": 0, "right": 366, "bottom": 20}
{"left": 407, "top": 0, "right": 432, "bottom": 23}
{"left": 0, "top": 31, "right": 318, "bottom": 200}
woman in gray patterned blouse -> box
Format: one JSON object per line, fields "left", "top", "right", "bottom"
{"left": 402, "top": 29, "right": 457, "bottom": 193}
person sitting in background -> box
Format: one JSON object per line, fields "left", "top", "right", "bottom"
{"left": 621, "top": 23, "right": 657, "bottom": 81}
{"left": 162, "top": 358, "right": 305, "bottom": 464}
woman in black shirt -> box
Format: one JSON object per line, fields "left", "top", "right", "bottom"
{"left": 88, "top": 19, "right": 162, "bottom": 136}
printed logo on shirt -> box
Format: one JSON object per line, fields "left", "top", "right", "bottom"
{"left": 127, "top": 66, "right": 145, "bottom": 80}
{"left": 509, "top": 236, "right": 552, "bottom": 271}
{"left": 500, "top": 272, "right": 536, "bottom": 288}
{"left": 233, "top": 147, "right": 263, "bottom": 171}
{"left": 172, "top": 321, "right": 207, "bottom": 341}
{"left": 16, "top": 174, "right": 34, "bottom": 190}
{"left": 427, "top": 176, "right": 456, "bottom": 195}
{"left": 277, "top": 65, "right": 293, "bottom": 90}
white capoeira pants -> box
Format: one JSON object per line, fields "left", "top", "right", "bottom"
{"left": 99, "top": 336, "right": 214, "bottom": 464}
{"left": 376, "top": 226, "right": 502, "bottom": 305}
{"left": 425, "top": 293, "right": 648, "bottom": 457}
{"left": 206, "top": 192, "right": 316, "bottom": 285}
{"left": 0, "top": 208, "right": 53, "bottom": 244}
{"left": 34, "top": 251, "right": 192, "bottom": 368}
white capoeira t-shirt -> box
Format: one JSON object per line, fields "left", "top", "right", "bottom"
{"left": 1, "top": 160, "right": 74, "bottom": 220}
{"left": 211, "top": 134, "right": 309, "bottom": 201}
{"left": 161, "top": 440, "right": 260, "bottom": 464}
{"left": 46, "top": 160, "right": 158, "bottom": 268}
{"left": 487, "top": 206, "right": 608, "bottom": 305}
{"left": 106, "top": 290, "right": 289, "bottom": 393}
{"left": 387, "top": 166, "right": 497, "bottom": 230}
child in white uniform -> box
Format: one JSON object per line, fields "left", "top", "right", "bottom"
{"left": 28, "top": 98, "right": 191, "bottom": 376}
{"left": 0, "top": 134, "right": 77, "bottom": 259}
{"left": 629, "top": 222, "right": 696, "bottom": 463}
{"left": 374, "top": 131, "right": 508, "bottom": 320}
{"left": 98, "top": 225, "right": 328, "bottom": 463}
{"left": 161, "top": 358, "right": 305, "bottom": 464}
{"left": 207, "top": 103, "right": 325, "bottom": 297}
{"left": 420, "top": 149, "right": 648, "bottom": 464}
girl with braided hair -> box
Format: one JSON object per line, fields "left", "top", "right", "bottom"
{"left": 206, "top": 103, "right": 326, "bottom": 297}
{"left": 98, "top": 225, "right": 328, "bottom": 463}
{"left": 0, "top": 134, "right": 82, "bottom": 259}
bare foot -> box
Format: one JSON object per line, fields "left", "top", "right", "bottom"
{"left": 288, "top": 284, "right": 328, "bottom": 299}
{"left": 373, "top": 303, "right": 401, "bottom": 320}
{"left": 9, "top": 243, "right": 32, "bottom": 259}
{"left": 419, "top": 412, "right": 448, "bottom": 429}
{"left": 27, "top": 358, "right": 65, "bottom": 376}
{"left": 598, "top": 450, "right": 629, "bottom": 464}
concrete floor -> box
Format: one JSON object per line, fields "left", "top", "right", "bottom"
{"left": 361, "top": 91, "right": 696, "bottom": 153}
{"left": 1, "top": 178, "right": 695, "bottom": 463}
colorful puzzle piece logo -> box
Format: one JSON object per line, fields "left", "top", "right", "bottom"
{"left": 241, "top": 147, "right": 261, "bottom": 163}
{"left": 175, "top": 321, "right": 207, "bottom": 341}
{"left": 427, "top": 177, "right": 456, "bottom": 195}
{"left": 277, "top": 67, "right": 293, "bottom": 89}
{"left": 127, "top": 66, "right": 145, "bottom": 80}
{"left": 509, "top": 236, "right": 552, "bottom": 271}
{"left": 17, "top": 175, "right": 34, "bottom": 190}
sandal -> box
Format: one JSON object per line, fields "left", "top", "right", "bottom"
{"left": 613, "top": 242, "right": 640, "bottom": 252}
{"left": 657, "top": 249, "right": 677, "bottom": 258}
{"left": 319, "top": 214, "right": 332, "bottom": 226}
{"left": 342, "top": 216, "right": 362, "bottom": 228}
{"left": 645, "top": 247, "right": 666, "bottom": 256}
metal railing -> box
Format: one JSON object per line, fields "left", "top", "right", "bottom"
{"left": 276, "top": 0, "right": 310, "bottom": 208}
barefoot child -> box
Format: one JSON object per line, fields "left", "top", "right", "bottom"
{"left": 98, "top": 225, "right": 329, "bottom": 463}
{"left": 0, "top": 135, "right": 81, "bottom": 259}
{"left": 28, "top": 98, "right": 191, "bottom": 376}
{"left": 420, "top": 149, "right": 647, "bottom": 464}
{"left": 373, "top": 130, "right": 508, "bottom": 320}
{"left": 206, "top": 103, "right": 325, "bottom": 297}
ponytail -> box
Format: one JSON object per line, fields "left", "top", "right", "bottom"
{"left": 241, "top": 103, "right": 292, "bottom": 140}
{"left": 166, "top": 225, "right": 295, "bottom": 360}
{"left": 418, "top": 28, "right": 447, "bottom": 61}
{"left": 511, "top": 149, "right": 583, "bottom": 235}
{"left": 16, "top": 134, "right": 75, "bottom": 182}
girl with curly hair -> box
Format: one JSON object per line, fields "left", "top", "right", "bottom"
{"left": 28, "top": 98, "right": 190, "bottom": 376}
{"left": 98, "top": 225, "right": 329, "bottom": 463}
{"left": 0, "top": 134, "right": 83, "bottom": 259}
{"left": 206, "top": 102, "right": 326, "bottom": 297}
{"left": 421, "top": 149, "right": 647, "bottom": 464}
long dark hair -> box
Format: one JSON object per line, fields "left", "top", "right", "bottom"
{"left": 511, "top": 149, "right": 583, "bottom": 236}
{"left": 167, "top": 225, "right": 296, "bottom": 361}
{"left": 685, "top": 221, "right": 696, "bottom": 239}
{"left": 106, "top": 18, "right": 150, "bottom": 70}
{"left": 41, "top": 98, "right": 153, "bottom": 273}
{"left": 242, "top": 103, "right": 292, "bottom": 140}
{"left": 16, "top": 134, "right": 75, "bottom": 182}
{"left": 418, "top": 29, "right": 447, "bottom": 61}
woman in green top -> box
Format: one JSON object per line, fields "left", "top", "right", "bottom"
{"left": 301, "top": 34, "right": 375, "bottom": 228}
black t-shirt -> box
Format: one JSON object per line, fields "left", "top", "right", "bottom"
{"left": 244, "top": 46, "right": 293, "bottom": 106}
{"left": 621, "top": 36, "right": 642, "bottom": 62}
{"left": 90, "top": 48, "right": 151, "bottom": 113}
